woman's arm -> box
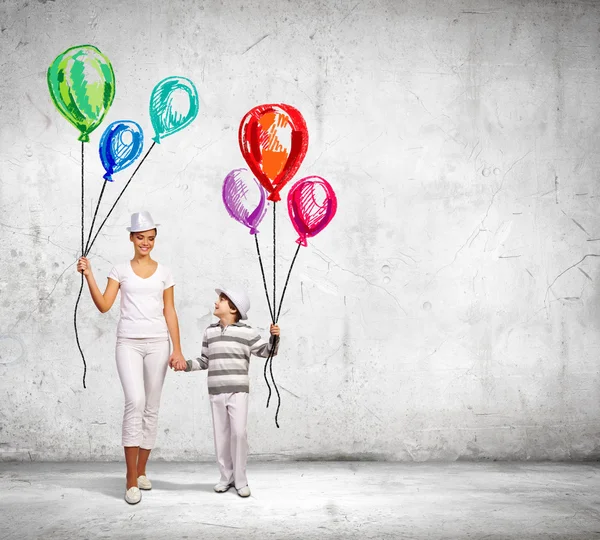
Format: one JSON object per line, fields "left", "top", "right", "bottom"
{"left": 163, "top": 286, "right": 186, "bottom": 369}
{"left": 77, "top": 257, "right": 119, "bottom": 313}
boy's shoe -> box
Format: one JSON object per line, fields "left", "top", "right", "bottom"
{"left": 125, "top": 486, "right": 141, "bottom": 504}
{"left": 214, "top": 482, "right": 233, "bottom": 493}
{"left": 237, "top": 485, "right": 251, "bottom": 498}
{"left": 137, "top": 475, "right": 152, "bottom": 490}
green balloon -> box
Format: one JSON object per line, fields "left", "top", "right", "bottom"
{"left": 47, "top": 45, "right": 115, "bottom": 142}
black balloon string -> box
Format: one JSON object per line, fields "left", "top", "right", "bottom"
{"left": 267, "top": 243, "right": 302, "bottom": 428}
{"left": 75, "top": 141, "right": 157, "bottom": 388}
{"left": 265, "top": 203, "right": 279, "bottom": 421}
{"left": 74, "top": 141, "right": 87, "bottom": 388}
{"left": 84, "top": 180, "right": 107, "bottom": 255}
{"left": 86, "top": 141, "right": 156, "bottom": 255}
{"left": 255, "top": 234, "right": 274, "bottom": 321}
{"left": 255, "top": 233, "right": 274, "bottom": 405}
{"left": 262, "top": 203, "right": 305, "bottom": 428}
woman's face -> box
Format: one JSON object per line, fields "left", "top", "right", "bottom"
{"left": 130, "top": 229, "right": 156, "bottom": 256}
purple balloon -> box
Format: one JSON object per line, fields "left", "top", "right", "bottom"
{"left": 222, "top": 168, "right": 269, "bottom": 234}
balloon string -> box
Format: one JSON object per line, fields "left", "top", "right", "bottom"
{"left": 75, "top": 275, "right": 87, "bottom": 389}
{"left": 267, "top": 244, "right": 302, "bottom": 428}
{"left": 266, "top": 339, "right": 281, "bottom": 428}
{"left": 84, "top": 180, "right": 107, "bottom": 255}
{"left": 264, "top": 202, "right": 283, "bottom": 426}
{"left": 255, "top": 234, "right": 274, "bottom": 321}
{"left": 86, "top": 141, "right": 156, "bottom": 254}
{"left": 272, "top": 203, "right": 277, "bottom": 317}
{"left": 75, "top": 141, "right": 87, "bottom": 389}
{"left": 276, "top": 244, "right": 301, "bottom": 323}
{"left": 255, "top": 234, "right": 274, "bottom": 405}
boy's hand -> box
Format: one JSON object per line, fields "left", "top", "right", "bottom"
{"left": 270, "top": 324, "right": 280, "bottom": 337}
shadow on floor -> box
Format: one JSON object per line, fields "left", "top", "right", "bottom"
{"left": 150, "top": 479, "right": 215, "bottom": 493}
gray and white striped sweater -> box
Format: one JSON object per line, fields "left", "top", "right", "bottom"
{"left": 185, "top": 321, "right": 279, "bottom": 395}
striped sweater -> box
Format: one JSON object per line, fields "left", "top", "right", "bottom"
{"left": 185, "top": 321, "right": 279, "bottom": 395}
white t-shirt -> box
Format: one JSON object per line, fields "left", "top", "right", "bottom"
{"left": 108, "top": 262, "right": 175, "bottom": 338}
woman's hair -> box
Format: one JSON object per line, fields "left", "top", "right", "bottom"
{"left": 221, "top": 294, "right": 241, "bottom": 322}
{"left": 129, "top": 228, "right": 158, "bottom": 237}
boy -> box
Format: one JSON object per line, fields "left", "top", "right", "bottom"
{"left": 171, "top": 286, "right": 279, "bottom": 497}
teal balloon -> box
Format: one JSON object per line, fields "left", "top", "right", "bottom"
{"left": 149, "top": 76, "right": 199, "bottom": 143}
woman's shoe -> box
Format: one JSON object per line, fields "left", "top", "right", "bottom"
{"left": 137, "top": 475, "right": 152, "bottom": 490}
{"left": 125, "top": 486, "right": 141, "bottom": 504}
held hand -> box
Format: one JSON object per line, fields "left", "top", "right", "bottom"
{"left": 169, "top": 351, "right": 187, "bottom": 372}
{"left": 77, "top": 257, "right": 91, "bottom": 276}
{"left": 270, "top": 324, "right": 280, "bottom": 337}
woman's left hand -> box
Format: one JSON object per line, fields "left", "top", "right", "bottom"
{"left": 270, "top": 324, "right": 280, "bottom": 337}
{"left": 169, "top": 350, "right": 187, "bottom": 371}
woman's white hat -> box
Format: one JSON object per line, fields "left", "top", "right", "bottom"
{"left": 127, "top": 211, "right": 160, "bottom": 232}
{"left": 216, "top": 286, "right": 250, "bottom": 320}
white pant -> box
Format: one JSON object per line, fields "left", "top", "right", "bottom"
{"left": 115, "top": 337, "right": 170, "bottom": 448}
{"left": 209, "top": 392, "right": 249, "bottom": 489}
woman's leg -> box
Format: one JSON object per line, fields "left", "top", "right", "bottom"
{"left": 139, "top": 340, "right": 170, "bottom": 466}
{"left": 116, "top": 339, "right": 145, "bottom": 489}
{"left": 137, "top": 448, "right": 151, "bottom": 478}
{"left": 124, "top": 446, "right": 140, "bottom": 488}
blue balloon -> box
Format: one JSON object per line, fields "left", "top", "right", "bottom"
{"left": 98, "top": 120, "right": 144, "bottom": 181}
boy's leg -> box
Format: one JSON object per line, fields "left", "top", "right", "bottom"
{"left": 228, "top": 392, "right": 249, "bottom": 490}
{"left": 210, "top": 393, "right": 234, "bottom": 486}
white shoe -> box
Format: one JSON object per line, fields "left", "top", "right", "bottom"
{"left": 237, "top": 485, "right": 251, "bottom": 498}
{"left": 125, "top": 486, "right": 141, "bottom": 504}
{"left": 214, "top": 482, "right": 233, "bottom": 493}
{"left": 137, "top": 475, "right": 152, "bottom": 490}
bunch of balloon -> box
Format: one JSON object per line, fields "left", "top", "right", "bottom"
{"left": 48, "top": 43, "right": 200, "bottom": 388}
{"left": 85, "top": 75, "right": 200, "bottom": 255}
{"left": 222, "top": 104, "right": 338, "bottom": 427}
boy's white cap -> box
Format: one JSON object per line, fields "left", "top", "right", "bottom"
{"left": 216, "top": 286, "right": 250, "bottom": 320}
{"left": 127, "top": 211, "right": 160, "bottom": 232}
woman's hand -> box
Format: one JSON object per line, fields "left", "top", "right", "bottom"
{"left": 169, "top": 350, "right": 187, "bottom": 371}
{"left": 77, "top": 257, "right": 91, "bottom": 276}
{"left": 270, "top": 324, "right": 280, "bottom": 337}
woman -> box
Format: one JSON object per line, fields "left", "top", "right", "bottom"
{"left": 77, "top": 211, "right": 185, "bottom": 505}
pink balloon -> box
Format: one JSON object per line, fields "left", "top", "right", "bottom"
{"left": 287, "top": 176, "right": 337, "bottom": 246}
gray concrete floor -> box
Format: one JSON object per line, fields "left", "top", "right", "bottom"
{"left": 0, "top": 461, "right": 599, "bottom": 539}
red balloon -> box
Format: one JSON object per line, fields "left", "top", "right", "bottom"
{"left": 238, "top": 104, "right": 308, "bottom": 202}
{"left": 287, "top": 176, "right": 337, "bottom": 247}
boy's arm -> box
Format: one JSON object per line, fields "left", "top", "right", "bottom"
{"left": 185, "top": 334, "right": 209, "bottom": 371}
{"left": 248, "top": 331, "right": 279, "bottom": 358}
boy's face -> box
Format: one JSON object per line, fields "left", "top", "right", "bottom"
{"left": 214, "top": 294, "right": 237, "bottom": 320}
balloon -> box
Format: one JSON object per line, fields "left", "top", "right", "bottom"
{"left": 287, "top": 176, "right": 337, "bottom": 247}
{"left": 98, "top": 120, "right": 144, "bottom": 181}
{"left": 238, "top": 104, "right": 308, "bottom": 203}
{"left": 149, "top": 76, "right": 199, "bottom": 143}
{"left": 47, "top": 45, "right": 115, "bottom": 142}
{"left": 222, "top": 168, "right": 269, "bottom": 234}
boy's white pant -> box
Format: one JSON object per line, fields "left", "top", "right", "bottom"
{"left": 115, "top": 337, "right": 170, "bottom": 448}
{"left": 209, "top": 392, "right": 249, "bottom": 489}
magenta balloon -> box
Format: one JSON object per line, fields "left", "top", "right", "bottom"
{"left": 222, "top": 168, "right": 269, "bottom": 234}
{"left": 287, "top": 176, "right": 337, "bottom": 246}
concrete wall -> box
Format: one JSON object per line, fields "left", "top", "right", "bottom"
{"left": 1, "top": 0, "right": 600, "bottom": 461}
